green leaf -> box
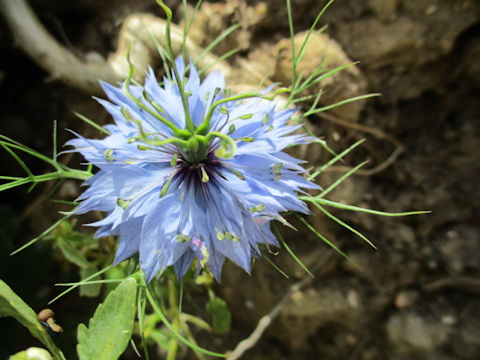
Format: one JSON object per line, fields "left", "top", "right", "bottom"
{"left": 206, "top": 296, "right": 231, "bottom": 334}
{"left": 149, "top": 328, "right": 171, "bottom": 351}
{"left": 145, "top": 286, "right": 226, "bottom": 358}
{"left": 77, "top": 277, "right": 138, "bottom": 360}
{"left": 56, "top": 235, "right": 90, "bottom": 269}
{"left": 0, "top": 280, "right": 66, "bottom": 360}
{"left": 9, "top": 347, "right": 53, "bottom": 360}
{"left": 79, "top": 267, "right": 102, "bottom": 297}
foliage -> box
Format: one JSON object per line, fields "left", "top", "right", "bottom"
{"left": 77, "top": 277, "right": 137, "bottom": 360}
{"left": 0, "top": 280, "right": 65, "bottom": 360}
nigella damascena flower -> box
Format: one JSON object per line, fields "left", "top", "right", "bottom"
{"left": 67, "top": 57, "right": 317, "bottom": 282}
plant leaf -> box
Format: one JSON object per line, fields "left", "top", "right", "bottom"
{"left": 206, "top": 295, "right": 231, "bottom": 334}
{"left": 0, "top": 280, "right": 66, "bottom": 360}
{"left": 77, "top": 277, "right": 137, "bottom": 360}
{"left": 56, "top": 235, "right": 91, "bottom": 269}
{"left": 79, "top": 267, "right": 102, "bottom": 297}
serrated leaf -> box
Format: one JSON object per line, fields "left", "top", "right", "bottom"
{"left": 79, "top": 267, "right": 102, "bottom": 297}
{"left": 206, "top": 296, "right": 231, "bottom": 334}
{"left": 0, "top": 280, "right": 65, "bottom": 360}
{"left": 77, "top": 277, "right": 137, "bottom": 360}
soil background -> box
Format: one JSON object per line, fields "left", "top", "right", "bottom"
{"left": 0, "top": 0, "right": 479, "bottom": 359}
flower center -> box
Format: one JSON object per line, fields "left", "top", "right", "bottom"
{"left": 178, "top": 151, "right": 221, "bottom": 184}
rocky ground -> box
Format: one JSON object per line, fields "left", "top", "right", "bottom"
{"left": 0, "top": 0, "right": 479, "bottom": 359}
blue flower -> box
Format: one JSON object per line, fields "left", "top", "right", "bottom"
{"left": 67, "top": 57, "right": 317, "bottom": 282}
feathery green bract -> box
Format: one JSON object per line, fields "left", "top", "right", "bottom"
{"left": 0, "top": 132, "right": 91, "bottom": 193}
{"left": 49, "top": 265, "right": 113, "bottom": 304}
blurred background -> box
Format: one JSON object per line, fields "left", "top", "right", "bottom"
{"left": 1, "top": 0, "right": 479, "bottom": 359}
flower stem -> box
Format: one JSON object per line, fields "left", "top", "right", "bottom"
{"left": 166, "top": 277, "right": 180, "bottom": 360}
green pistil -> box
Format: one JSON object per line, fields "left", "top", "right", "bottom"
{"left": 205, "top": 132, "right": 237, "bottom": 159}
{"left": 181, "top": 135, "right": 209, "bottom": 164}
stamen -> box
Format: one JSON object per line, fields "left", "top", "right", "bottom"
{"left": 176, "top": 234, "right": 191, "bottom": 243}
{"left": 160, "top": 171, "right": 177, "bottom": 197}
{"left": 116, "top": 198, "right": 131, "bottom": 210}
{"left": 104, "top": 149, "right": 114, "bottom": 161}
{"left": 200, "top": 166, "right": 209, "bottom": 183}
{"left": 170, "top": 153, "right": 179, "bottom": 167}
{"left": 272, "top": 163, "right": 283, "bottom": 175}
{"left": 238, "top": 137, "right": 254, "bottom": 143}
{"left": 223, "top": 165, "right": 245, "bottom": 181}
{"left": 218, "top": 106, "right": 229, "bottom": 114}
{"left": 248, "top": 204, "right": 265, "bottom": 213}
{"left": 262, "top": 113, "right": 269, "bottom": 125}
{"left": 225, "top": 232, "right": 240, "bottom": 242}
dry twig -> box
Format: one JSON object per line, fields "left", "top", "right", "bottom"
{"left": 226, "top": 252, "right": 337, "bottom": 360}
{"left": 0, "top": 0, "right": 232, "bottom": 94}
{"left": 318, "top": 112, "right": 405, "bottom": 176}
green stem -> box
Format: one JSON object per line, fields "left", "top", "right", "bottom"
{"left": 144, "top": 284, "right": 226, "bottom": 357}
{"left": 166, "top": 278, "right": 180, "bottom": 360}
{"left": 0, "top": 168, "right": 91, "bottom": 192}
